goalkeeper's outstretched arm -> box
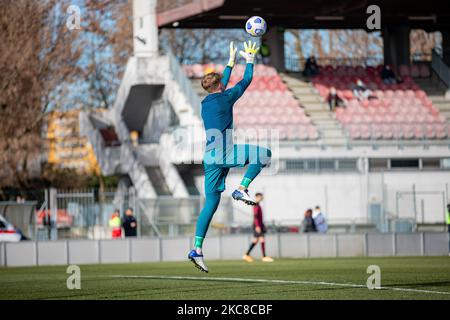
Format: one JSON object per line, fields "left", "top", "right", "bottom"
{"left": 221, "top": 42, "right": 237, "bottom": 89}
{"left": 226, "top": 40, "right": 259, "bottom": 104}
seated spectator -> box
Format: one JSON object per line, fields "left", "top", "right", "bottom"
{"left": 327, "top": 87, "right": 345, "bottom": 111}
{"left": 313, "top": 206, "right": 328, "bottom": 234}
{"left": 380, "top": 65, "right": 397, "bottom": 84}
{"left": 301, "top": 209, "right": 316, "bottom": 233}
{"left": 353, "top": 79, "right": 374, "bottom": 101}
{"left": 303, "top": 56, "right": 319, "bottom": 77}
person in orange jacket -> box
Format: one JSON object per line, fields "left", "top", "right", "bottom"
{"left": 108, "top": 209, "right": 122, "bottom": 239}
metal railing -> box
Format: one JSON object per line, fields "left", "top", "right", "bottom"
{"left": 431, "top": 48, "right": 450, "bottom": 89}
{"left": 79, "top": 111, "right": 155, "bottom": 198}
{"left": 120, "top": 141, "right": 156, "bottom": 198}
{"left": 167, "top": 48, "right": 203, "bottom": 116}
{"left": 79, "top": 111, "right": 124, "bottom": 176}
{"left": 35, "top": 189, "right": 206, "bottom": 239}
{"left": 14, "top": 181, "right": 449, "bottom": 240}
{"left": 395, "top": 188, "right": 448, "bottom": 225}
{"left": 285, "top": 56, "right": 384, "bottom": 72}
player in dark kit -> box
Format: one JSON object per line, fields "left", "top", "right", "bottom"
{"left": 243, "top": 193, "right": 274, "bottom": 262}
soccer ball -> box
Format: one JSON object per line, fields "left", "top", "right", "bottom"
{"left": 245, "top": 16, "right": 267, "bottom": 37}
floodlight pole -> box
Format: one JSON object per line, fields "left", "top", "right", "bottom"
{"left": 133, "top": 0, "right": 158, "bottom": 57}
{"left": 262, "top": 27, "right": 286, "bottom": 72}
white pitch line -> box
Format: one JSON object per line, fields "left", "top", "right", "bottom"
{"left": 111, "top": 275, "right": 450, "bottom": 296}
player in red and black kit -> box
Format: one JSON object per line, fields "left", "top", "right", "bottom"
{"left": 243, "top": 193, "right": 274, "bottom": 262}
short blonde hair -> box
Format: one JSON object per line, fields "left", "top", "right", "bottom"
{"left": 201, "top": 72, "right": 222, "bottom": 93}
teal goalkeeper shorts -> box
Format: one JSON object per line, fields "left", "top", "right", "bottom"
{"left": 203, "top": 144, "right": 271, "bottom": 194}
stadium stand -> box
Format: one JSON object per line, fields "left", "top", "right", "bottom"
{"left": 99, "top": 126, "right": 121, "bottom": 147}
{"left": 281, "top": 73, "right": 348, "bottom": 145}
{"left": 183, "top": 64, "right": 319, "bottom": 140}
{"left": 414, "top": 75, "right": 450, "bottom": 123}
{"left": 311, "top": 64, "right": 450, "bottom": 140}
{"left": 76, "top": 0, "right": 450, "bottom": 238}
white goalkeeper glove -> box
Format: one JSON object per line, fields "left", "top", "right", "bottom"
{"left": 227, "top": 41, "right": 238, "bottom": 67}
{"left": 239, "top": 40, "right": 260, "bottom": 64}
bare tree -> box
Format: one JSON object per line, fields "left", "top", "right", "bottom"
{"left": 0, "top": 0, "right": 81, "bottom": 189}
{"left": 76, "top": 0, "right": 132, "bottom": 110}
{"left": 410, "top": 29, "right": 441, "bottom": 61}
{"left": 65, "top": 0, "right": 133, "bottom": 198}
{"left": 285, "top": 29, "right": 439, "bottom": 66}
{"left": 160, "top": 28, "right": 248, "bottom": 64}
{"left": 0, "top": 0, "right": 136, "bottom": 191}
{"left": 287, "top": 29, "right": 382, "bottom": 61}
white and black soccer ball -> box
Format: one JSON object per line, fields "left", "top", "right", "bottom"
{"left": 245, "top": 16, "right": 267, "bottom": 37}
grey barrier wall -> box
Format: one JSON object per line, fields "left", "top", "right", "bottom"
{"left": 424, "top": 233, "right": 449, "bottom": 256}
{"left": 5, "top": 241, "right": 36, "bottom": 267}
{"left": 38, "top": 241, "right": 68, "bottom": 266}
{"left": 396, "top": 233, "right": 422, "bottom": 256}
{"left": 0, "top": 241, "right": 5, "bottom": 267}
{"left": 337, "top": 234, "right": 365, "bottom": 257}
{"left": 68, "top": 240, "right": 99, "bottom": 265}
{"left": 0, "top": 232, "right": 448, "bottom": 267}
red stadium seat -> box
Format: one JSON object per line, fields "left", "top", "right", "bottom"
{"left": 410, "top": 65, "right": 420, "bottom": 77}
{"left": 381, "top": 124, "right": 393, "bottom": 139}
{"left": 355, "top": 66, "right": 365, "bottom": 77}
{"left": 398, "top": 65, "right": 410, "bottom": 77}
{"left": 402, "top": 124, "right": 415, "bottom": 139}
{"left": 419, "top": 64, "right": 431, "bottom": 78}
{"left": 349, "top": 125, "right": 361, "bottom": 139}
{"left": 371, "top": 124, "right": 383, "bottom": 139}
{"left": 298, "top": 128, "right": 309, "bottom": 140}
{"left": 190, "top": 63, "right": 447, "bottom": 142}
{"left": 360, "top": 124, "right": 371, "bottom": 139}
{"left": 435, "top": 124, "right": 448, "bottom": 139}
{"left": 415, "top": 90, "right": 427, "bottom": 100}
{"left": 192, "top": 64, "right": 204, "bottom": 78}
{"left": 308, "top": 127, "right": 319, "bottom": 140}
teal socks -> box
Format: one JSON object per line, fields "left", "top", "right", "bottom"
{"left": 240, "top": 177, "right": 253, "bottom": 188}
{"left": 194, "top": 236, "right": 204, "bottom": 249}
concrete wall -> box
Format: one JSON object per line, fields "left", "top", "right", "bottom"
{"left": 219, "top": 173, "right": 366, "bottom": 224}
{"left": 0, "top": 243, "right": 5, "bottom": 267}
{"left": 37, "top": 241, "right": 68, "bottom": 266}
{"left": 220, "top": 170, "right": 450, "bottom": 225}
{"left": 396, "top": 233, "right": 422, "bottom": 256}
{"left": 382, "top": 172, "right": 449, "bottom": 223}
{"left": 337, "top": 234, "right": 365, "bottom": 257}
{"left": 1, "top": 232, "right": 448, "bottom": 267}
{"left": 5, "top": 241, "right": 36, "bottom": 267}
{"left": 68, "top": 240, "right": 100, "bottom": 265}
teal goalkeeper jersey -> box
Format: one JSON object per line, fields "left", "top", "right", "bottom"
{"left": 201, "top": 63, "right": 253, "bottom": 152}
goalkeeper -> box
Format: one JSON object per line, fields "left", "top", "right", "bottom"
{"left": 188, "top": 40, "right": 272, "bottom": 273}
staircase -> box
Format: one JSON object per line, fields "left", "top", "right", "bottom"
{"left": 81, "top": 52, "right": 210, "bottom": 200}
{"left": 80, "top": 104, "right": 157, "bottom": 199}
{"left": 415, "top": 75, "right": 450, "bottom": 122}
{"left": 281, "top": 73, "right": 348, "bottom": 146}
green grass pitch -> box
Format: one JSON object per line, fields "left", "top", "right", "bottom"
{"left": 1, "top": 256, "right": 449, "bottom": 300}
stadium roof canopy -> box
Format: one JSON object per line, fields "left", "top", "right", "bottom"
{"left": 157, "top": 0, "right": 450, "bottom": 31}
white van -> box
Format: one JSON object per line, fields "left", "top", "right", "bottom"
{"left": 0, "top": 215, "right": 21, "bottom": 242}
